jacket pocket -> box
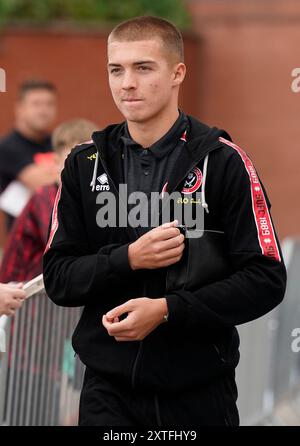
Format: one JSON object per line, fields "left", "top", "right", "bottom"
{"left": 165, "top": 229, "right": 231, "bottom": 293}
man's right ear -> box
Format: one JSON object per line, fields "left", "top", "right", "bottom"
{"left": 173, "top": 63, "right": 186, "bottom": 86}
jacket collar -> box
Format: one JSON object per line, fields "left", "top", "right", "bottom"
{"left": 120, "top": 111, "right": 188, "bottom": 160}
{"left": 91, "top": 115, "right": 232, "bottom": 193}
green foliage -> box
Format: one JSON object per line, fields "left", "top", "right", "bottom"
{"left": 0, "top": 0, "right": 191, "bottom": 28}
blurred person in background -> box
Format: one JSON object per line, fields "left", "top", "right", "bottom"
{"left": 0, "top": 282, "right": 25, "bottom": 316}
{"left": 0, "top": 119, "right": 98, "bottom": 283}
{"left": 0, "top": 79, "right": 58, "bottom": 230}
{"left": 0, "top": 79, "right": 57, "bottom": 192}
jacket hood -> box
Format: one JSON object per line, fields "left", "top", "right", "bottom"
{"left": 185, "top": 115, "right": 232, "bottom": 158}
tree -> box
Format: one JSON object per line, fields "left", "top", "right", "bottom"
{"left": 0, "top": 0, "right": 191, "bottom": 28}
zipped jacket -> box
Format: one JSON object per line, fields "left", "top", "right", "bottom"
{"left": 43, "top": 115, "right": 286, "bottom": 392}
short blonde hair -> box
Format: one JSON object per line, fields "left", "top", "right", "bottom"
{"left": 52, "top": 119, "right": 98, "bottom": 153}
{"left": 108, "top": 16, "right": 184, "bottom": 64}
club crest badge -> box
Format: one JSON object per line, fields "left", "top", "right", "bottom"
{"left": 182, "top": 167, "right": 202, "bottom": 194}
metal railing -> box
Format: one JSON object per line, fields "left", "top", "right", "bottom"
{"left": 0, "top": 288, "right": 84, "bottom": 426}
{"left": 236, "top": 237, "right": 300, "bottom": 425}
{"left": 0, "top": 237, "right": 299, "bottom": 426}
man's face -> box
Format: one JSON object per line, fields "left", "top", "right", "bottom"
{"left": 16, "top": 89, "right": 57, "bottom": 134}
{"left": 107, "top": 38, "right": 183, "bottom": 123}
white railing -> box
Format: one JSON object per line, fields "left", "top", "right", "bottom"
{"left": 0, "top": 277, "right": 84, "bottom": 426}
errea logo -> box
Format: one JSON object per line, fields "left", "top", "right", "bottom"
{"left": 96, "top": 173, "right": 110, "bottom": 191}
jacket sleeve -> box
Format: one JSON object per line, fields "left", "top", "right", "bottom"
{"left": 165, "top": 143, "right": 287, "bottom": 331}
{"left": 42, "top": 152, "right": 133, "bottom": 307}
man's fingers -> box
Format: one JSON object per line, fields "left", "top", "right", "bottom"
{"left": 159, "top": 233, "right": 185, "bottom": 251}
{"left": 141, "top": 226, "right": 180, "bottom": 244}
{"left": 152, "top": 219, "right": 178, "bottom": 230}
{"left": 102, "top": 314, "right": 131, "bottom": 335}
{"left": 150, "top": 227, "right": 180, "bottom": 243}
{"left": 160, "top": 227, "right": 181, "bottom": 240}
{"left": 154, "top": 253, "right": 184, "bottom": 268}
{"left": 106, "top": 321, "right": 131, "bottom": 335}
{"left": 156, "top": 243, "right": 185, "bottom": 262}
{"left": 106, "top": 300, "right": 133, "bottom": 320}
{"left": 160, "top": 219, "right": 179, "bottom": 229}
{"left": 150, "top": 220, "right": 179, "bottom": 237}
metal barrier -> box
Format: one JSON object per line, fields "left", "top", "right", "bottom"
{"left": 273, "top": 239, "right": 300, "bottom": 401}
{"left": 0, "top": 288, "right": 84, "bottom": 426}
{"left": 236, "top": 308, "right": 280, "bottom": 425}
{"left": 236, "top": 237, "right": 300, "bottom": 425}
{"left": 0, "top": 238, "right": 300, "bottom": 426}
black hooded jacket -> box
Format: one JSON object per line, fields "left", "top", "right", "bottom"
{"left": 43, "top": 115, "right": 286, "bottom": 393}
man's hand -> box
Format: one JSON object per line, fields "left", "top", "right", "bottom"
{"left": 102, "top": 297, "right": 168, "bottom": 342}
{"left": 128, "top": 220, "right": 185, "bottom": 270}
{"left": 0, "top": 282, "right": 26, "bottom": 316}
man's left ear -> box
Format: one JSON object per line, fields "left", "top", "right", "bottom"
{"left": 173, "top": 63, "right": 186, "bottom": 86}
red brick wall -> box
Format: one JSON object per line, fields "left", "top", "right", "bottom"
{"left": 0, "top": 27, "right": 200, "bottom": 249}
{"left": 0, "top": 27, "right": 200, "bottom": 132}
{"left": 188, "top": 0, "right": 300, "bottom": 239}
{"left": 1, "top": 1, "right": 299, "bottom": 240}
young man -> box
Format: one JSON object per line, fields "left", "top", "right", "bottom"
{"left": 43, "top": 16, "right": 286, "bottom": 426}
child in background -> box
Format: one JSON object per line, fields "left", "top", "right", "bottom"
{"left": 0, "top": 119, "right": 98, "bottom": 283}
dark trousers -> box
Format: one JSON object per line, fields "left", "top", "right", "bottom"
{"left": 78, "top": 368, "right": 240, "bottom": 426}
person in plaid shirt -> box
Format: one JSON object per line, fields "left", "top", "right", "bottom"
{"left": 0, "top": 119, "right": 98, "bottom": 283}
